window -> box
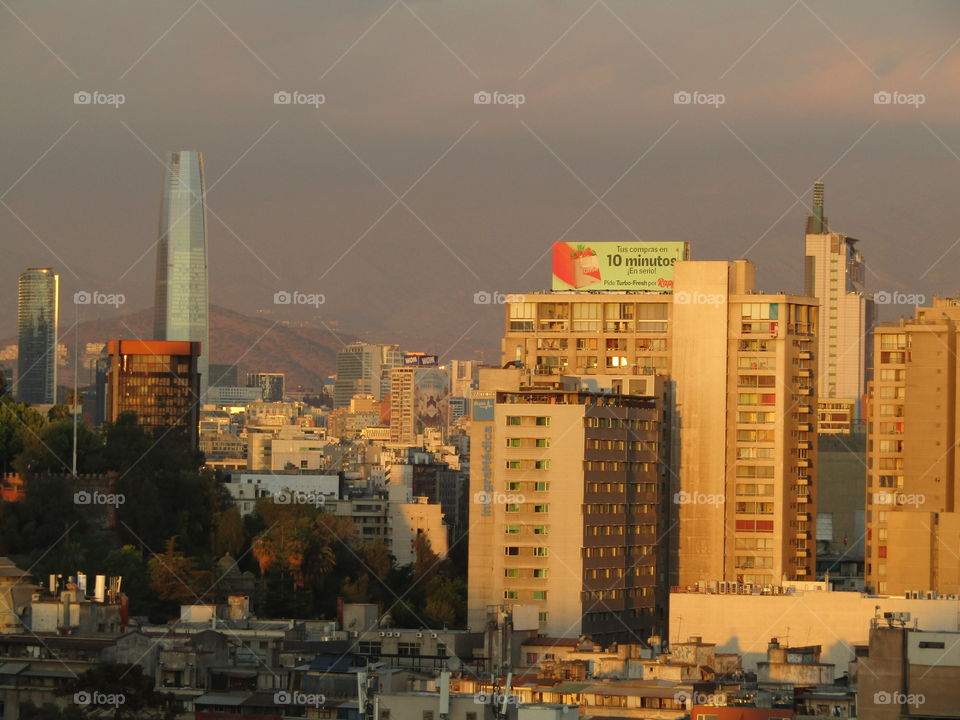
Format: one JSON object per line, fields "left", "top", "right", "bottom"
{"left": 533, "top": 568, "right": 549, "bottom": 578}
{"left": 506, "top": 416, "right": 521, "bottom": 426}
{"left": 423, "top": 712, "right": 435, "bottom": 720}
{"left": 504, "top": 525, "right": 520, "bottom": 534}
{"left": 533, "top": 526, "right": 549, "bottom": 535}
{"left": 505, "top": 503, "right": 520, "bottom": 513}
{"left": 504, "top": 590, "right": 519, "bottom": 599}
{"left": 534, "top": 504, "right": 549, "bottom": 513}
{"left": 532, "top": 590, "right": 547, "bottom": 600}
{"left": 536, "top": 438, "right": 550, "bottom": 448}
{"left": 534, "top": 481, "right": 550, "bottom": 491}
{"left": 534, "top": 460, "right": 550, "bottom": 470}
{"left": 504, "top": 547, "right": 519, "bottom": 555}
{"left": 535, "top": 417, "right": 551, "bottom": 426}
{"left": 358, "top": 641, "right": 382, "bottom": 654}
{"left": 504, "top": 568, "right": 520, "bottom": 578}
{"left": 538, "top": 612, "right": 549, "bottom": 622}
{"left": 397, "top": 642, "right": 421, "bottom": 656}
{"left": 920, "top": 641, "right": 946, "bottom": 649}
{"left": 533, "top": 547, "right": 549, "bottom": 556}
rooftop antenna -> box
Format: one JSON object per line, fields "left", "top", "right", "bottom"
{"left": 71, "top": 302, "right": 79, "bottom": 477}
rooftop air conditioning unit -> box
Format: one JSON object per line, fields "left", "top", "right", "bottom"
{"left": 379, "top": 632, "right": 386, "bottom": 637}
{"left": 431, "top": 633, "right": 438, "bottom": 639}
{"left": 416, "top": 632, "right": 423, "bottom": 638}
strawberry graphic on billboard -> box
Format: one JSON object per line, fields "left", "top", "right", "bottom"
{"left": 553, "top": 242, "right": 601, "bottom": 289}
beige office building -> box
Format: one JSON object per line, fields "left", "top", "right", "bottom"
{"left": 501, "top": 260, "right": 818, "bottom": 587}
{"left": 803, "top": 181, "right": 874, "bottom": 433}
{"left": 467, "top": 368, "right": 667, "bottom": 644}
{"left": 866, "top": 298, "right": 960, "bottom": 595}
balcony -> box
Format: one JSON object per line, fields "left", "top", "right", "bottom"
{"left": 796, "top": 476, "right": 810, "bottom": 486}
{"left": 799, "top": 351, "right": 813, "bottom": 360}
{"left": 798, "top": 387, "right": 813, "bottom": 396}
{"left": 797, "top": 458, "right": 811, "bottom": 468}
{"left": 798, "top": 368, "right": 813, "bottom": 378}
{"left": 797, "top": 512, "right": 811, "bottom": 522}
{"left": 798, "top": 440, "right": 812, "bottom": 450}
{"left": 797, "top": 423, "right": 812, "bottom": 432}
{"left": 796, "top": 531, "right": 809, "bottom": 540}
{"left": 797, "top": 495, "right": 810, "bottom": 504}
{"left": 798, "top": 405, "right": 814, "bottom": 414}
{"left": 796, "top": 549, "right": 809, "bottom": 558}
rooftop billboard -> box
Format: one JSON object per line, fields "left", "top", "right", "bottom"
{"left": 551, "top": 241, "right": 689, "bottom": 292}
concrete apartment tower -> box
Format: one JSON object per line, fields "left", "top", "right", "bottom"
{"left": 154, "top": 151, "right": 210, "bottom": 398}
{"left": 499, "top": 259, "right": 818, "bottom": 590}
{"left": 803, "top": 181, "right": 874, "bottom": 432}
{"left": 866, "top": 298, "right": 960, "bottom": 595}
{"left": 467, "top": 367, "right": 668, "bottom": 644}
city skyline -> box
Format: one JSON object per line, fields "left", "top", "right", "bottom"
{"left": 5, "top": 2, "right": 960, "bottom": 356}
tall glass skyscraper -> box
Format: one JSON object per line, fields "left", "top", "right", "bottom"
{"left": 16, "top": 267, "right": 59, "bottom": 404}
{"left": 154, "top": 151, "right": 209, "bottom": 397}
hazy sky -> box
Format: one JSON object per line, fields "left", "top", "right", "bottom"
{"left": 4, "top": 0, "right": 960, "bottom": 363}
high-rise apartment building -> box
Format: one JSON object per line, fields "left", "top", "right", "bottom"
{"left": 501, "top": 260, "right": 818, "bottom": 587}
{"left": 333, "top": 342, "right": 402, "bottom": 408}
{"left": 865, "top": 298, "right": 960, "bottom": 595}
{"left": 16, "top": 268, "right": 59, "bottom": 405}
{"left": 154, "top": 151, "right": 209, "bottom": 398}
{"left": 105, "top": 340, "right": 201, "bottom": 446}
{"left": 389, "top": 366, "right": 450, "bottom": 445}
{"left": 804, "top": 181, "right": 874, "bottom": 431}
{"left": 246, "top": 372, "right": 285, "bottom": 402}
{"left": 467, "top": 367, "right": 668, "bottom": 644}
